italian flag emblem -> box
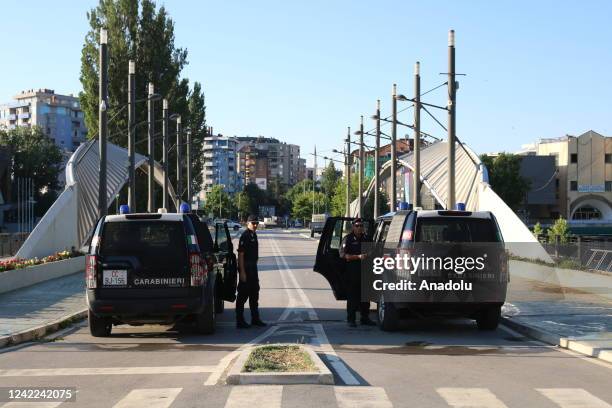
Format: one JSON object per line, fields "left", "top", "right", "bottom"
{"left": 187, "top": 235, "right": 198, "bottom": 245}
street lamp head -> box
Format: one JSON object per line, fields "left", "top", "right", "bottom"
{"left": 163, "top": 99, "right": 168, "bottom": 110}
{"left": 370, "top": 114, "right": 379, "bottom": 120}
{"left": 100, "top": 28, "right": 108, "bottom": 45}
{"left": 415, "top": 61, "right": 420, "bottom": 76}
{"left": 449, "top": 29, "right": 455, "bottom": 47}
{"left": 396, "top": 94, "right": 410, "bottom": 102}
{"left": 377, "top": 99, "right": 380, "bottom": 111}
{"left": 169, "top": 113, "right": 181, "bottom": 121}
{"left": 148, "top": 93, "right": 162, "bottom": 102}
{"left": 392, "top": 83, "right": 397, "bottom": 96}
{"left": 353, "top": 130, "right": 362, "bottom": 136}
{"left": 148, "top": 83, "right": 155, "bottom": 95}
{"left": 128, "top": 60, "right": 135, "bottom": 74}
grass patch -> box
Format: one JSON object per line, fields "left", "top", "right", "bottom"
{"left": 243, "top": 345, "right": 316, "bottom": 373}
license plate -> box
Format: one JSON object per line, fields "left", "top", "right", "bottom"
{"left": 103, "top": 270, "right": 127, "bottom": 286}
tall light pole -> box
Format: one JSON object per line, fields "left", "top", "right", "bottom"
{"left": 175, "top": 115, "right": 183, "bottom": 207}
{"left": 147, "top": 83, "right": 156, "bottom": 213}
{"left": 127, "top": 60, "right": 136, "bottom": 210}
{"left": 98, "top": 28, "right": 108, "bottom": 218}
{"left": 391, "top": 83, "right": 398, "bottom": 211}
{"left": 312, "top": 146, "right": 317, "bottom": 217}
{"left": 374, "top": 100, "right": 381, "bottom": 218}
{"left": 447, "top": 30, "right": 457, "bottom": 210}
{"left": 413, "top": 62, "right": 421, "bottom": 208}
{"left": 162, "top": 99, "right": 169, "bottom": 210}
{"left": 186, "top": 129, "right": 192, "bottom": 208}
{"left": 345, "top": 127, "right": 351, "bottom": 217}
{"left": 358, "top": 116, "right": 364, "bottom": 217}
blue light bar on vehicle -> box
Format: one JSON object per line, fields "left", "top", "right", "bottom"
{"left": 119, "top": 204, "right": 130, "bottom": 214}
{"left": 455, "top": 202, "right": 466, "bottom": 211}
{"left": 179, "top": 203, "right": 191, "bottom": 213}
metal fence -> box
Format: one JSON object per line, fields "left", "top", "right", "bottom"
{"left": 536, "top": 235, "right": 612, "bottom": 272}
{"left": 0, "top": 232, "right": 28, "bottom": 257}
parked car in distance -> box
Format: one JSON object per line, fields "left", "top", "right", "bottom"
{"left": 310, "top": 213, "right": 328, "bottom": 237}
{"left": 225, "top": 220, "right": 242, "bottom": 231}
{"left": 294, "top": 219, "right": 304, "bottom": 228}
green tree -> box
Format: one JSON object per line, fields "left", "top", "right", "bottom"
{"left": 203, "top": 185, "right": 235, "bottom": 219}
{"left": 243, "top": 183, "right": 266, "bottom": 216}
{"left": 185, "top": 82, "right": 206, "bottom": 200}
{"left": 285, "top": 179, "right": 314, "bottom": 205}
{"left": 0, "top": 127, "right": 64, "bottom": 216}
{"left": 79, "top": 0, "right": 203, "bottom": 210}
{"left": 547, "top": 217, "right": 569, "bottom": 244}
{"left": 480, "top": 153, "right": 530, "bottom": 210}
{"left": 533, "top": 222, "right": 543, "bottom": 239}
{"left": 320, "top": 162, "right": 341, "bottom": 196}
{"left": 292, "top": 191, "right": 329, "bottom": 220}
{"left": 236, "top": 191, "right": 250, "bottom": 221}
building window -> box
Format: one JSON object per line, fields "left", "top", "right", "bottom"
{"left": 570, "top": 181, "right": 578, "bottom": 191}
{"left": 606, "top": 154, "right": 612, "bottom": 164}
{"left": 570, "top": 153, "right": 577, "bottom": 163}
{"left": 606, "top": 181, "right": 612, "bottom": 192}
{"left": 573, "top": 205, "right": 602, "bottom": 220}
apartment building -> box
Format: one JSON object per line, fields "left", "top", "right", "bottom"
{"left": 0, "top": 89, "right": 87, "bottom": 151}
{"left": 200, "top": 134, "right": 239, "bottom": 199}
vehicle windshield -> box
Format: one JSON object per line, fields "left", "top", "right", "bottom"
{"left": 416, "top": 217, "right": 500, "bottom": 243}
{"left": 100, "top": 221, "right": 188, "bottom": 267}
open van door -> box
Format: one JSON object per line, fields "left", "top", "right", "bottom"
{"left": 313, "top": 217, "right": 373, "bottom": 300}
{"left": 214, "top": 222, "right": 238, "bottom": 302}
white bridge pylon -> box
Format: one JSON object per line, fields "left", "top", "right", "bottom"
{"left": 16, "top": 140, "right": 178, "bottom": 259}
{"left": 351, "top": 140, "right": 552, "bottom": 263}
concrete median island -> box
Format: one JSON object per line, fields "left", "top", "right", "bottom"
{"left": 226, "top": 344, "right": 334, "bottom": 385}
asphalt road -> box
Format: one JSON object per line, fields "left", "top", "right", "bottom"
{"left": 0, "top": 230, "right": 610, "bottom": 408}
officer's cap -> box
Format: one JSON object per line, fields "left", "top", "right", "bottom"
{"left": 247, "top": 214, "right": 259, "bottom": 222}
{"left": 352, "top": 218, "right": 363, "bottom": 225}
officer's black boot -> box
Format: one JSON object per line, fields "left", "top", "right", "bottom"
{"left": 250, "top": 310, "right": 267, "bottom": 327}
{"left": 236, "top": 305, "right": 250, "bottom": 329}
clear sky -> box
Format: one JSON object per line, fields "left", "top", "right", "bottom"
{"left": 1, "top": 1, "right": 611, "bottom": 166}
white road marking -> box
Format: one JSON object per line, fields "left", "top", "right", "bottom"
{"left": 0, "top": 365, "right": 215, "bottom": 377}
{"left": 334, "top": 386, "right": 393, "bottom": 408}
{"left": 271, "top": 239, "right": 359, "bottom": 385}
{"left": 537, "top": 388, "right": 612, "bottom": 408}
{"left": 112, "top": 388, "right": 182, "bottom": 408}
{"left": 1, "top": 403, "right": 62, "bottom": 408}
{"left": 437, "top": 388, "right": 509, "bottom": 408}
{"left": 224, "top": 385, "right": 283, "bottom": 408}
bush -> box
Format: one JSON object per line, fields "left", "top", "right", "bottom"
{"left": 547, "top": 217, "right": 569, "bottom": 244}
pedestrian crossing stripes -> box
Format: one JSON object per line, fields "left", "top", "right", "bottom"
{"left": 0, "top": 386, "right": 609, "bottom": 407}
{"left": 113, "top": 388, "right": 182, "bottom": 408}
{"left": 437, "top": 388, "right": 509, "bottom": 407}
{"left": 224, "top": 385, "right": 283, "bottom": 408}
{"left": 537, "top": 388, "right": 612, "bottom": 408}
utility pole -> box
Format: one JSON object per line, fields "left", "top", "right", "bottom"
{"left": 176, "top": 116, "right": 182, "bottom": 206}
{"left": 147, "top": 83, "right": 155, "bottom": 213}
{"left": 186, "top": 129, "right": 192, "bottom": 208}
{"left": 127, "top": 60, "right": 136, "bottom": 210}
{"left": 413, "top": 62, "right": 421, "bottom": 208}
{"left": 358, "top": 115, "right": 364, "bottom": 217}
{"left": 98, "top": 28, "right": 108, "bottom": 218}
{"left": 313, "top": 146, "right": 317, "bottom": 217}
{"left": 374, "top": 100, "right": 381, "bottom": 218}
{"left": 162, "top": 99, "right": 169, "bottom": 210}
{"left": 447, "top": 29, "right": 457, "bottom": 210}
{"left": 345, "top": 127, "right": 351, "bottom": 217}
{"left": 391, "top": 83, "right": 397, "bottom": 211}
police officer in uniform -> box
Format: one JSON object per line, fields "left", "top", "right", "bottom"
{"left": 236, "top": 215, "right": 266, "bottom": 328}
{"left": 339, "top": 218, "right": 376, "bottom": 327}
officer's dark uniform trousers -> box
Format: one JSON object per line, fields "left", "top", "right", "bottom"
{"left": 342, "top": 233, "right": 370, "bottom": 323}
{"left": 236, "top": 230, "right": 260, "bottom": 322}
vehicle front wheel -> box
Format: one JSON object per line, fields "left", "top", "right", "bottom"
{"left": 476, "top": 306, "right": 501, "bottom": 331}
{"left": 88, "top": 310, "right": 112, "bottom": 337}
{"left": 377, "top": 294, "right": 399, "bottom": 331}
{"left": 195, "top": 293, "right": 216, "bottom": 334}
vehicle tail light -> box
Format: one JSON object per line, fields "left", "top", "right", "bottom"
{"left": 85, "top": 255, "right": 98, "bottom": 289}
{"left": 190, "top": 252, "right": 207, "bottom": 287}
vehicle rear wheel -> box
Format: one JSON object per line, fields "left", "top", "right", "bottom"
{"left": 195, "top": 293, "right": 216, "bottom": 334}
{"left": 88, "top": 310, "right": 112, "bottom": 337}
{"left": 476, "top": 306, "right": 501, "bottom": 331}
{"left": 377, "top": 294, "right": 399, "bottom": 331}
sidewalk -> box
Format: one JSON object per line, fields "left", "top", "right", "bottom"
{"left": 503, "top": 273, "right": 612, "bottom": 363}
{"left": 0, "top": 272, "right": 85, "bottom": 347}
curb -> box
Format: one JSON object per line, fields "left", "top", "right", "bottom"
{"left": 501, "top": 316, "right": 612, "bottom": 364}
{"left": 226, "top": 344, "right": 334, "bottom": 385}
{"left": 0, "top": 309, "right": 87, "bottom": 349}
